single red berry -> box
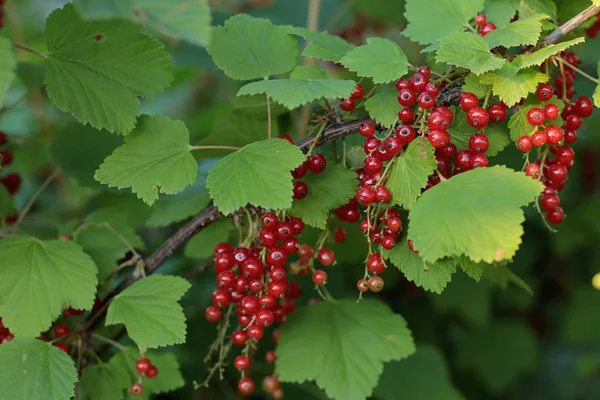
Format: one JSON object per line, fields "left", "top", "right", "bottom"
{"left": 0, "top": 151, "right": 13, "bottom": 167}
{"left": 524, "top": 163, "right": 541, "bottom": 179}
{"left": 536, "top": 84, "right": 554, "bottom": 101}
{"left": 276, "top": 221, "right": 294, "bottom": 240}
{"left": 136, "top": 357, "right": 152, "bottom": 374}
{"left": 546, "top": 207, "right": 565, "bottom": 225}
{"left": 470, "top": 153, "right": 488, "bottom": 168}
{"left": 232, "top": 330, "right": 248, "bottom": 346}
{"left": 425, "top": 81, "right": 440, "bottom": 96}
{"left": 312, "top": 270, "right": 328, "bottom": 285}
{"left": 375, "top": 186, "right": 391, "bottom": 203}
{"left": 396, "top": 125, "right": 416, "bottom": 144}
{"left": 554, "top": 146, "right": 575, "bottom": 165}
{"left": 417, "top": 92, "right": 435, "bottom": 109}
{"left": 488, "top": 103, "right": 507, "bottom": 122}
{"left": 238, "top": 378, "right": 255, "bottom": 395}
{"left": 55, "top": 343, "right": 69, "bottom": 353}
{"left": 566, "top": 114, "right": 581, "bottom": 130}
{"left": 212, "top": 289, "right": 232, "bottom": 308}
{"left": 247, "top": 324, "right": 264, "bottom": 341}
{"left": 292, "top": 181, "right": 308, "bottom": 200}
{"left": 459, "top": 92, "right": 479, "bottom": 111}
{"left": 307, "top": 154, "right": 327, "bottom": 173}
{"left": 334, "top": 226, "right": 347, "bottom": 243}
{"left": 454, "top": 150, "right": 473, "bottom": 170}
{"left": 527, "top": 108, "right": 545, "bottom": 126}
{"left": 427, "top": 111, "right": 452, "bottom": 131}
{"left": 356, "top": 185, "right": 376, "bottom": 205}
{"left": 469, "top": 133, "right": 489, "bottom": 154}
{"left": 544, "top": 104, "right": 559, "bottom": 120}
{"left": 357, "top": 279, "right": 369, "bottom": 292}
{"left": 259, "top": 229, "right": 278, "bottom": 247}
{"left": 395, "top": 79, "right": 411, "bottom": 91}
{"left": 364, "top": 155, "right": 383, "bottom": 174}
{"left": 531, "top": 130, "right": 547, "bottom": 147}
{"left": 350, "top": 84, "right": 364, "bottom": 101}
{"left": 292, "top": 162, "right": 308, "bottom": 179}
{"left": 259, "top": 294, "right": 276, "bottom": 309}
{"left": 418, "top": 66, "right": 432, "bottom": 79}
{"left": 427, "top": 130, "right": 450, "bottom": 149}
{"left": 407, "top": 239, "right": 418, "bottom": 253}
{"left": 541, "top": 193, "right": 561, "bottom": 211}
{"left": 268, "top": 281, "right": 287, "bottom": 298}
{"left": 480, "top": 22, "right": 497, "bottom": 36}
{"left": 466, "top": 107, "right": 489, "bottom": 128}
{"left": 54, "top": 325, "right": 70, "bottom": 338}
{"left": 279, "top": 134, "right": 293, "bottom": 144}
{"left": 317, "top": 248, "right": 335, "bottom": 266}
{"left": 248, "top": 279, "right": 263, "bottom": 294}
{"left": 386, "top": 216, "right": 402, "bottom": 232}
{"left": 298, "top": 244, "right": 314, "bottom": 260}
{"left": 384, "top": 137, "right": 402, "bottom": 155}
{"left": 282, "top": 237, "right": 300, "bottom": 254}
{"left": 214, "top": 242, "right": 233, "bottom": 255}
{"left": 263, "top": 376, "right": 281, "bottom": 393}
{"left": 367, "top": 253, "right": 385, "bottom": 275}
{"left": 145, "top": 365, "right": 159, "bottom": 379}
{"left": 546, "top": 163, "right": 568, "bottom": 183}
{"left": 398, "top": 108, "right": 415, "bottom": 124}
{"left": 205, "top": 306, "right": 221, "bottom": 322}
{"left": 517, "top": 136, "right": 533, "bottom": 152}
{"left": 130, "top": 383, "right": 144, "bottom": 396}
{"left": 257, "top": 308, "right": 275, "bottom": 327}
{"left": 234, "top": 355, "right": 251, "bottom": 371}
{"left": 368, "top": 276, "right": 384, "bottom": 292}
{"left": 261, "top": 212, "right": 278, "bottom": 228}
{"left": 265, "top": 350, "right": 277, "bottom": 364}
{"left": 397, "top": 88, "right": 417, "bottom": 107}
{"left": 289, "top": 216, "right": 305, "bottom": 234}
{"left": 340, "top": 98, "right": 355, "bottom": 111}
{"left": 410, "top": 73, "right": 428, "bottom": 92}
{"left": 474, "top": 14, "right": 487, "bottom": 26}
{"left": 440, "top": 143, "right": 457, "bottom": 159}
{"left": 574, "top": 96, "right": 593, "bottom": 117}
{"left": 545, "top": 125, "right": 564, "bottom": 145}
{"left": 242, "top": 257, "right": 264, "bottom": 278}
{"left": 241, "top": 296, "right": 260, "bottom": 315}
{"left": 364, "top": 137, "right": 381, "bottom": 154}
{"left": 359, "top": 122, "right": 375, "bottom": 138}
{"left": 564, "top": 130, "right": 577, "bottom": 144}
{"left": 381, "top": 235, "right": 396, "bottom": 250}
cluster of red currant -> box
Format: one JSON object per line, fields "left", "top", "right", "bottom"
{"left": 0, "top": 131, "right": 21, "bottom": 224}
{"left": 128, "top": 356, "right": 160, "bottom": 396}
{"left": 339, "top": 84, "right": 365, "bottom": 112}
{"left": 554, "top": 51, "right": 581, "bottom": 100}
{"left": 474, "top": 13, "right": 497, "bottom": 37}
{"left": 203, "top": 209, "right": 340, "bottom": 396}
{"left": 517, "top": 84, "right": 591, "bottom": 225}
{"left": 290, "top": 152, "right": 326, "bottom": 199}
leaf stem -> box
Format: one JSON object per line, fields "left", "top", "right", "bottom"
{"left": 556, "top": 57, "right": 600, "bottom": 83}
{"left": 266, "top": 91, "right": 272, "bottom": 140}
{"left": 13, "top": 168, "right": 60, "bottom": 230}
{"left": 92, "top": 333, "right": 126, "bottom": 351}
{"left": 13, "top": 43, "right": 47, "bottom": 59}
{"left": 190, "top": 145, "right": 241, "bottom": 151}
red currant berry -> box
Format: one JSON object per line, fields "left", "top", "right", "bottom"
{"left": 466, "top": 107, "right": 489, "bottom": 128}
{"left": 276, "top": 221, "right": 293, "bottom": 240}
{"left": 212, "top": 289, "right": 232, "bottom": 308}
{"left": 517, "top": 136, "right": 533, "bottom": 152}
{"left": 282, "top": 237, "right": 300, "bottom": 254}
{"left": 136, "top": 357, "right": 152, "bottom": 374}
{"left": 364, "top": 155, "right": 383, "bottom": 174}
{"left": 238, "top": 378, "right": 255, "bottom": 395}
{"left": 398, "top": 107, "right": 415, "bottom": 124}
{"left": 381, "top": 235, "right": 396, "bottom": 250}
{"left": 531, "top": 131, "right": 547, "bottom": 147}
{"left": 527, "top": 108, "right": 545, "bottom": 126}
{"left": 292, "top": 181, "right": 308, "bottom": 200}
{"left": 474, "top": 14, "right": 487, "bottom": 26}
{"left": 54, "top": 325, "right": 70, "bottom": 338}
{"left": 307, "top": 154, "right": 327, "bottom": 173}
{"left": 257, "top": 308, "right": 275, "bottom": 327}
{"left": 248, "top": 279, "right": 263, "bottom": 294}
{"left": 334, "top": 226, "right": 347, "bottom": 243}
{"left": 396, "top": 79, "right": 411, "bottom": 91}
{"left": 524, "top": 163, "right": 541, "bottom": 179}
{"left": 340, "top": 98, "right": 355, "bottom": 112}
{"left": 241, "top": 296, "right": 260, "bottom": 316}
{"left": 417, "top": 92, "right": 435, "bottom": 109}
{"left": 265, "top": 350, "right": 277, "bottom": 364}
{"left": 261, "top": 212, "right": 278, "bottom": 228}
{"left": 375, "top": 186, "right": 391, "bottom": 203}
{"left": 418, "top": 66, "right": 432, "bottom": 78}
{"left": 145, "top": 365, "right": 159, "bottom": 379}
{"left": 356, "top": 186, "right": 376, "bottom": 205}
{"left": 470, "top": 153, "right": 489, "bottom": 168}
{"left": 427, "top": 130, "right": 450, "bottom": 149}
{"left": 317, "top": 248, "right": 336, "bottom": 266}
{"left": 298, "top": 244, "right": 314, "bottom": 260}
{"left": 427, "top": 111, "right": 451, "bottom": 131}
{"left": 545, "top": 125, "right": 564, "bottom": 145}
{"left": 232, "top": 330, "right": 248, "bottom": 346}
{"left": 359, "top": 122, "right": 376, "bottom": 137}
{"left": 536, "top": 84, "right": 554, "bottom": 101}
{"left": 454, "top": 150, "right": 473, "bottom": 170}
{"left": 460, "top": 92, "right": 479, "bottom": 112}
{"left": 259, "top": 229, "right": 278, "bottom": 247}
{"left": 440, "top": 143, "right": 457, "bottom": 158}
{"left": 242, "top": 258, "right": 264, "bottom": 278}
{"left": 566, "top": 114, "right": 581, "bottom": 130}
{"left": 407, "top": 239, "right": 418, "bottom": 253}
{"left": 541, "top": 193, "right": 561, "bottom": 211}
{"left": 546, "top": 207, "right": 565, "bottom": 225}
{"left": 425, "top": 81, "right": 440, "bottom": 96}
{"left": 205, "top": 306, "right": 221, "bottom": 322}
{"left": 410, "top": 73, "right": 428, "bottom": 92}
{"left": 0, "top": 151, "right": 13, "bottom": 167}
{"left": 384, "top": 137, "right": 403, "bottom": 156}
{"left": 268, "top": 281, "right": 287, "bottom": 298}
{"left": 214, "top": 242, "right": 234, "bottom": 255}
{"left": 234, "top": 355, "right": 251, "bottom": 371}
{"left": 397, "top": 88, "right": 417, "bottom": 107}
{"left": 564, "top": 130, "right": 577, "bottom": 144}
{"left": 574, "top": 96, "right": 593, "bottom": 117}
{"left": 292, "top": 162, "right": 308, "bottom": 179}
{"left": 546, "top": 163, "right": 568, "bottom": 182}
{"left": 480, "top": 22, "right": 497, "bottom": 36}
{"left": 130, "top": 383, "right": 144, "bottom": 396}
{"left": 312, "top": 270, "right": 328, "bottom": 285}
{"left": 357, "top": 279, "right": 369, "bottom": 292}
{"left": 396, "top": 125, "right": 417, "bottom": 144}
{"left": 554, "top": 146, "right": 575, "bottom": 165}
{"left": 367, "top": 253, "right": 385, "bottom": 275}
{"left": 368, "top": 276, "right": 384, "bottom": 292}
{"left": 364, "top": 137, "right": 381, "bottom": 154}
{"left": 544, "top": 104, "right": 559, "bottom": 120}
{"left": 350, "top": 84, "right": 364, "bottom": 101}
{"left": 469, "top": 133, "right": 489, "bottom": 154}
{"left": 488, "top": 103, "right": 507, "bottom": 122}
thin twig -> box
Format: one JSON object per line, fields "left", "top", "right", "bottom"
{"left": 12, "top": 43, "right": 47, "bottom": 59}
{"left": 92, "top": 333, "right": 126, "bottom": 351}
{"left": 13, "top": 168, "right": 60, "bottom": 230}
{"left": 544, "top": 5, "right": 600, "bottom": 45}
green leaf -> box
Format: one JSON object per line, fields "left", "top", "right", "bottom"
{"left": 484, "top": 15, "right": 548, "bottom": 49}
{"left": 462, "top": 73, "right": 491, "bottom": 99}
{"left": 345, "top": 145, "right": 366, "bottom": 170}
{"left": 436, "top": 32, "right": 506, "bottom": 75}
{"left": 289, "top": 164, "right": 358, "bottom": 229}
{"left": 195, "top": 109, "right": 277, "bottom": 158}
{"left": 0, "top": 236, "right": 97, "bottom": 337}
{"left": 483, "top": 0, "right": 520, "bottom": 28}
{"left": 408, "top": 166, "right": 544, "bottom": 263}
{"left": 44, "top": 3, "right": 173, "bottom": 134}
{"left": 0, "top": 38, "right": 17, "bottom": 106}
{"left": 74, "top": 223, "right": 144, "bottom": 281}
{"left": 512, "top": 37, "right": 585, "bottom": 70}
{"left": 364, "top": 85, "right": 401, "bottom": 128}
{"left": 351, "top": 0, "right": 407, "bottom": 24}
{"left": 287, "top": 27, "right": 354, "bottom": 63}
{"left": 289, "top": 65, "right": 330, "bottom": 80}
{"left": 51, "top": 123, "right": 123, "bottom": 189}
{"left": 522, "top": 0, "right": 557, "bottom": 19}
{"left": 94, "top": 115, "right": 198, "bottom": 206}
{"left": 237, "top": 79, "right": 355, "bottom": 110}
{"left": 80, "top": 363, "right": 129, "bottom": 400}
{"left": 0, "top": 338, "right": 77, "bottom": 400}
{"left": 276, "top": 299, "right": 415, "bottom": 400}
{"left": 0, "top": 185, "right": 16, "bottom": 218}
{"left": 480, "top": 63, "right": 549, "bottom": 106}
{"left": 374, "top": 345, "right": 465, "bottom": 400}
{"left": 483, "top": 264, "right": 532, "bottom": 294}
{"left": 457, "top": 255, "right": 489, "bottom": 281}
{"left": 340, "top": 38, "right": 409, "bottom": 84}
{"left": 430, "top": 271, "right": 491, "bottom": 326}
{"left": 208, "top": 14, "right": 299, "bottom": 80}
{"left": 184, "top": 218, "right": 235, "bottom": 260}
{"left": 594, "top": 62, "right": 600, "bottom": 108}
{"left": 458, "top": 321, "right": 539, "bottom": 393}
{"left": 387, "top": 137, "right": 437, "bottom": 210}
{"left": 207, "top": 139, "right": 305, "bottom": 215}
{"left": 105, "top": 275, "right": 191, "bottom": 349}
{"left": 384, "top": 237, "right": 457, "bottom": 293}
{"left": 145, "top": 174, "right": 211, "bottom": 227}
{"left": 404, "top": 0, "right": 484, "bottom": 45}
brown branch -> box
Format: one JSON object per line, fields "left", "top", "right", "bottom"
{"left": 83, "top": 3, "right": 597, "bottom": 341}
{"left": 544, "top": 5, "right": 600, "bottom": 45}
